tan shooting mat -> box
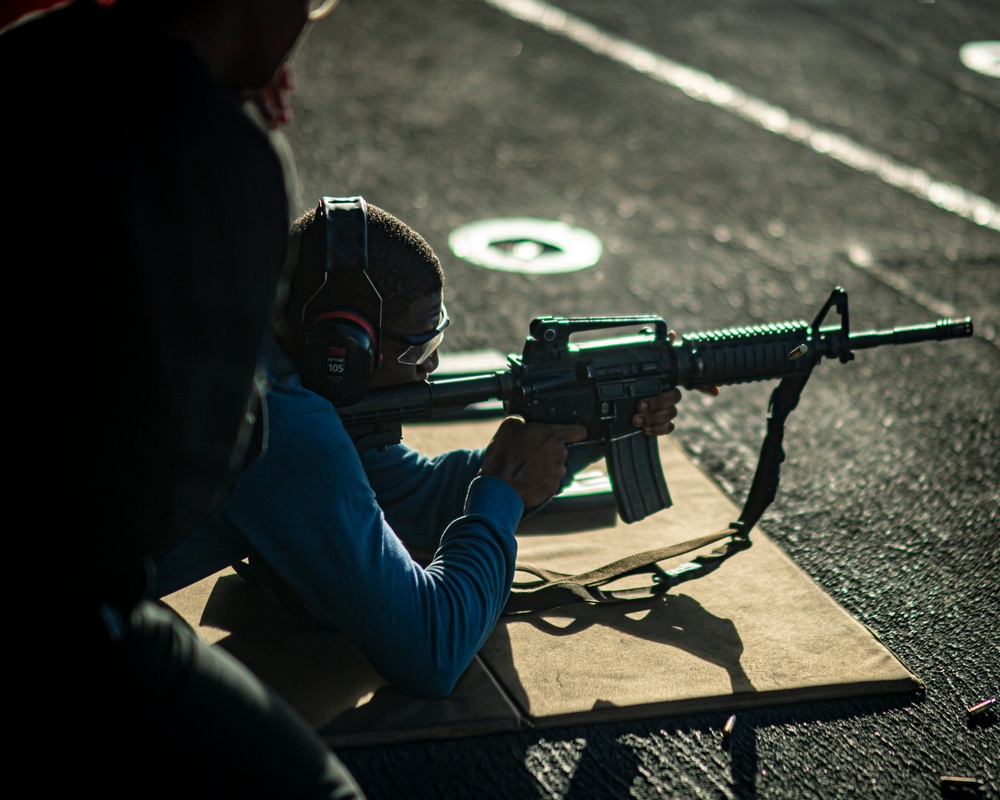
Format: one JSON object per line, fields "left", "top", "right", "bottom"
{"left": 163, "top": 419, "right": 921, "bottom": 747}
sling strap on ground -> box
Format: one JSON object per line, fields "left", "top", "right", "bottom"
{"left": 504, "top": 526, "right": 746, "bottom": 614}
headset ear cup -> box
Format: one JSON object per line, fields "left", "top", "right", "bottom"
{"left": 295, "top": 196, "right": 380, "bottom": 405}
{"left": 300, "top": 314, "right": 377, "bottom": 407}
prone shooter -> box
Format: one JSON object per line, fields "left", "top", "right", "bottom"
{"left": 340, "top": 287, "right": 973, "bottom": 608}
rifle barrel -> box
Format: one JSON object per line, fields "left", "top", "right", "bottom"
{"left": 843, "top": 318, "right": 974, "bottom": 351}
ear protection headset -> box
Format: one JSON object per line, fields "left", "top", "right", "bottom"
{"left": 298, "top": 196, "right": 383, "bottom": 407}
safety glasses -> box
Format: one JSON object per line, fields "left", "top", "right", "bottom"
{"left": 383, "top": 305, "right": 450, "bottom": 365}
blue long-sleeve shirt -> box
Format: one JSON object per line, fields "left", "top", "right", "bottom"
{"left": 156, "top": 338, "right": 523, "bottom": 698}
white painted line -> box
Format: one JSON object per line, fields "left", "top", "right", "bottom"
{"left": 483, "top": 0, "right": 1000, "bottom": 233}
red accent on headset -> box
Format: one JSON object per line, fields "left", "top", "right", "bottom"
{"left": 309, "top": 310, "right": 377, "bottom": 343}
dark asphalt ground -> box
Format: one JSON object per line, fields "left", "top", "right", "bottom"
{"left": 281, "top": 1, "right": 998, "bottom": 797}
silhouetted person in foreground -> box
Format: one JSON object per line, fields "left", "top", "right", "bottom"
{"left": 5, "top": 1, "right": 362, "bottom": 795}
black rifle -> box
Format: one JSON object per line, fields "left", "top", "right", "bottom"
{"left": 341, "top": 288, "right": 973, "bottom": 526}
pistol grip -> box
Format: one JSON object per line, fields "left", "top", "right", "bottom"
{"left": 607, "top": 432, "right": 672, "bottom": 523}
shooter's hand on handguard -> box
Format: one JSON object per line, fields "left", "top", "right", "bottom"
{"left": 631, "top": 331, "right": 720, "bottom": 437}
{"left": 632, "top": 388, "right": 684, "bottom": 437}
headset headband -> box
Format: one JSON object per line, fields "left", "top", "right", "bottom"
{"left": 321, "top": 196, "right": 368, "bottom": 274}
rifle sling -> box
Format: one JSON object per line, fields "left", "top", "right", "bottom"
{"left": 504, "top": 527, "right": 743, "bottom": 615}
{"left": 505, "top": 372, "right": 812, "bottom": 615}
